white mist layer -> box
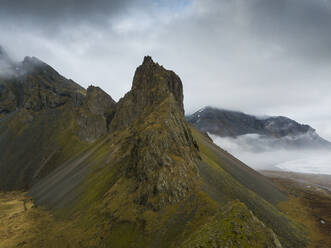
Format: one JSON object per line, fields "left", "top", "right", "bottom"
{"left": 0, "top": 59, "right": 14, "bottom": 77}
{"left": 210, "top": 133, "right": 331, "bottom": 175}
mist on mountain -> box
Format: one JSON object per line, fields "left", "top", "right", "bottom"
{"left": 187, "top": 107, "right": 331, "bottom": 174}
{"left": 0, "top": 46, "right": 15, "bottom": 77}
{"left": 0, "top": 46, "right": 46, "bottom": 79}
{"left": 210, "top": 133, "right": 331, "bottom": 175}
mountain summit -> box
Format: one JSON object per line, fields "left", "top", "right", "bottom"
{"left": 0, "top": 54, "right": 306, "bottom": 247}
{"left": 105, "top": 56, "right": 199, "bottom": 209}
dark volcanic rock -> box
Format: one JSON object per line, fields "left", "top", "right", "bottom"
{"left": 19, "top": 57, "right": 85, "bottom": 110}
{"left": 0, "top": 48, "right": 116, "bottom": 189}
{"left": 106, "top": 56, "right": 199, "bottom": 209}
{"left": 86, "top": 86, "right": 116, "bottom": 115}
{"left": 110, "top": 56, "right": 184, "bottom": 132}
{"left": 0, "top": 82, "right": 18, "bottom": 115}
{"left": 0, "top": 54, "right": 86, "bottom": 114}
{"left": 76, "top": 112, "right": 108, "bottom": 142}
{"left": 76, "top": 86, "right": 116, "bottom": 142}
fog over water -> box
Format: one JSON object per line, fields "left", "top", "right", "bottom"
{"left": 210, "top": 134, "right": 331, "bottom": 175}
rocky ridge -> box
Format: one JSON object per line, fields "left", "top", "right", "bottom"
{"left": 108, "top": 56, "right": 200, "bottom": 209}
{"left": 0, "top": 48, "right": 306, "bottom": 247}
{"left": 0, "top": 48, "right": 115, "bottom": 188}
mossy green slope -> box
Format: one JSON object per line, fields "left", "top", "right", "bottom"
{"left": 29, "top": 56, "right": 207, "bottom": 247}
{"left": 1, "top": 53, "right": 307, "bottom": 247}
{"left": 182, "top": 200, "right": 282, "bottom": 248}
{"left": 26, "top": 57, "right": 307, "bottom": 248}
{"left": 0, "top": 56, "right": 116, "bottom": 190}
{"left": 192, "top": 128, "right": 306, "bottom": 248}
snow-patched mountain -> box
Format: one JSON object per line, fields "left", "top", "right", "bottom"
{"left": 187, "top": 106, "right": 331, "bottom": 150}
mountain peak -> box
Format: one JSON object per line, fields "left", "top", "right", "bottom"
{"left": 86, "top": 85, "right": 116, "bottom": 115}
{"left": 110, "top": 56, "right": 185, "bottom": 133}
{"left": 106, "top": 57, "right": 199, "bottom": 209}
{"left": 142, "top": 55, "right": 154, "bottom": 65}
{"left": 132, "top": 56, "right": 184, "bottom": 113}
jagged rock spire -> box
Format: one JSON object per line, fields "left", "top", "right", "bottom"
{"left": 106, "top": 56, "right": 199, "bottom": 210}
{"left": 142, "top": 55, "right": 154, "bottom": 65}
{"left": 131, "top": 56, "right": 184, "bottom": 113}
{"left": 110, "top": 56, "right": 185, "bottom": 132}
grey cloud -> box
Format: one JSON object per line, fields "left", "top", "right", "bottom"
{"left": 1, "top": 0, "right": 331, "bottom": 141}
{"left": 210, "top": 134, "right": 331, "bottom": 174}
{"left": 155, "top": 0, "right": 331, "bottom": 140}
{"left": 247, "top": 0, "right": 331, "bottom": 62}
{"left": 0, "top": 46, "right": 15, "bottom": 77}
{"left": 0, "top": 0, "right": 135, "bottom": 22}
{"left": 0, "top": 1, "right": 142, "bottom": 43}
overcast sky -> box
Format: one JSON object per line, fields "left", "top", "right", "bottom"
{"left": 1, "top": 0, "right": 331, "bottom": 139}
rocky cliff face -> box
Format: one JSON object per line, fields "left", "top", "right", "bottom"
{"left": 0, "top": 48, "right": 116, "bottom": 189}
{"left": 106, "top": 56, "right": 200, "bottom": 210}
{"left": 110, "top": 56, "right": 184, "bottom": 131}
{"left": 0, "top": 56, "right": 85, "bottom": 114}
{"left": 86, "top": 85, "right": 116, "bottom": 115}
{"left": 0, "top": 51, "right": 199, "bottom": 206}
{"left": 0, "top": 49, "right": 306, "bottom": 248}
{"left": 76, "top": 86, "right": 116, "bottom": 142}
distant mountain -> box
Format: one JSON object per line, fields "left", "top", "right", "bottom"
{"left": 0, "top": 48, "right": 306, "bottom": 247}
{"left": 187, "top": 107, "right": 331, "bottom": 149}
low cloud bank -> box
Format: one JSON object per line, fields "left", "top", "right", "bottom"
{"left": 0, "top": 47, "right": 17, "bottom": 78}
{"left": 210, "top": 133, "right": 331, "bottom": 175}
{"left": 0, "top": 50, "right": 45, "bottom": 79}
{"left": 0, "top": 61, "right": 16, "bottom": 78}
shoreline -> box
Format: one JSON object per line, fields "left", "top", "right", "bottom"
{"left": 261, "top": 170, "right": 331, "bottom": 248}
{"left": 260, "top": 170, "right": 331, "bottom": 192}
